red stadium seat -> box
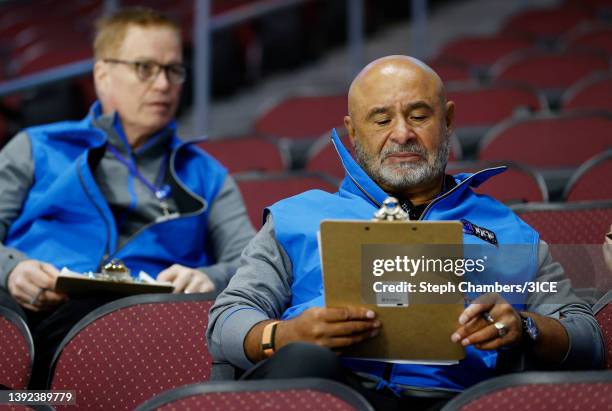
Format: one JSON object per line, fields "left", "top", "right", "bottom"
{"left": 428, "top": 59, "right": 473, "bottom": 83}
{"left": 198, "top": 136, "right": 287, "bottom": 173}
{"left": 479, "top": 112, "right": 612, "bottom": 168}
{"left": 255, "top": 94, "right": 347, "bottom": 140}
{"left": 566, "top": 0, "right": 612, "bottom": 15}
{"left": 564, "top": 150, "right": 612, "bottom": 201}
{"left": 305, "top": 132, "right": 353, "bottom": 180}
{"left": 441, "top": 371, "right": 612, "bottom": 411}
{"left": 306, "top": 133, "right": 462, "bottom": 180}
{"left": 562, "top": 72, "right": 612, "bottom": 112}
{"left": 134, "top": 379, "right": 374, "bottom": 411}
{"left": 447, "top": 161, "right": 548, "bottom": 203}
{"left": 501, "top": 6, "right": 595, "bottom": 40}
{"left": 15, "top": 40, "right": 92, "bottom": 77}
{"left": 565, "top": 24, "right": 612, "bottom": 55}
{"left": 50, "top": 293, "right": 216, "bottom": 411}
{"left": 0, "top": 307, "right": 33, "bottom": 390}
{"left": 490, "top": 50, "right": 609, "bottom": 102}
{"left": 235, "top": 172, "right": 338, "bottom": 228}
{"left": 434, "top": 34, "right": 534, "bottom": 69}
{"left": 447, "top": 82, "right": 546, "bottom": 152}
{"left": 512, "top": 201, "right": 612, "bottom": 290}
{"left": 594, "top": 291, "right": 612, "bottom": 369}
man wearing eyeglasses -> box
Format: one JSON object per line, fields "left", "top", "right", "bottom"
{"left": 0, "top": 7, "right": 254, "bottom": 387}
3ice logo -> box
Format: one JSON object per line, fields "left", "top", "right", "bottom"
{"left": 461, "top": 219, "right": 498, "bottom": 246}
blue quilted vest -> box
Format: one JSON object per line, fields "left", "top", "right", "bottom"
{"left": 267, "top": 129, "right": 539, "bottom": 391}
{"left": 5, "top": 103, "right": 228, "bottom": 277}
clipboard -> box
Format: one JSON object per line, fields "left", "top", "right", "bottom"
{"left": 320, "top": 220, "right": 465, "bottom": 364}
{"left": 55, "top": 274, "right": 174, "bottom": 296}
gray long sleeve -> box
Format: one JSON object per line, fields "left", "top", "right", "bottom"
{"left": 201, "top": 175, "right": 256, "bottom": 291}
{"left": 207, "top": 215, "right": 292, "bottom": 370}
{"left": 0, "top": 133, "right": 34, "bottom": 288}
{"left": 524, "top": 242, "right": 604, "bottom": 369}
{"left": 207, "top": 218, "right": 604, "bottom": 371}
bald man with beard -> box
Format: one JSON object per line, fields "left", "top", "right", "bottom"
{"left": 207, "top": 56, "right": 603, "bottom": 410}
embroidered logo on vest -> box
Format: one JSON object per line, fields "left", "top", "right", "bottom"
{"left": 461, "top": 219, "right": 498, "bottom": 246}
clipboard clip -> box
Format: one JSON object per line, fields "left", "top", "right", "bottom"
{"left": 372, "top": 197, "right": 409, "bottom": 221}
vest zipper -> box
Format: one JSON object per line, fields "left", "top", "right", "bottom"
{"left": 76, "top": 160, "right": 112, "bottom": 269}
{"left": 418, "top": 167, "right": 504, "bottom": 221}
{"left": 104, "top": 143, "right": 208, "bottom": 263}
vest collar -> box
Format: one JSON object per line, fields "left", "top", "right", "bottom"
{"left": 330, "top": 128, "right": 507, "bottom": 210}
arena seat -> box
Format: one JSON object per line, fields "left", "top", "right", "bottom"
{"left": 428, "top": 58, "right": 474, "bottom": 83}
{"left": 0, "top": 306, "right": 33, "bottom": 390}
{"left": 512, "top": 201, "right": 612, "bottom": 292}
{"left": 49, "top": 293, "right": 216, "bottom": 411}
{"left": 433, "top": 34, "right": 534, "bottom": 70}
{"left": 447, "top": 161, "right": 548, "bottom": 203}
{"left": 441, "top": 371, "right": 612, "bottom": 411}
{"left": 447, "top": 82, "right": 546, "bottom": 153}
{"left": 490, "top": 50, "right": 609, "bottom": 104}
{"left": 565, "top": 24, "right": 612, "bottom": 55}
{"left": 235, "top": 171, "right": 338, "bottom": 228}
{"left": 500, "top": 6, "right": 595, "bottom": 41}
{"left": 593, "top": 290, "right": 612, "bottom": 369}
{"left": 563, "top": 150, "right": 612, "bottom": 201}
{"left": 255, "top": 94, "right": 347, "bottom": 140}
{"left": 198, "top": 136, "right": 287, "bottom": 173}
{"left": 134, "top": 379, "right": 374, "bottom": 411}
{"left": 562, "top": 72, "right": 612, "bottom": 113}
{"left": 478, "top": 111, "right": 612, "bottom": 196}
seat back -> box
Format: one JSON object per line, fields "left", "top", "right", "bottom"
{"left": 448, "top": 83, "right": 545, "bottom": 129}
{"left": 479, "top": 112, "right": 612, "bottom": 168}
{"left": 562, "top": 73, "right": 612, "bottom": 112}
{"left": 255, "top": 94, "right": 348, "bottom": 140}
{"left": 566, "top": 24, "right": 612, "bottom": 55}
{"left": 448, "top": 162, "right": 548, "bottom": 203}
{"left": 134, "top": 379, "right": 374, "bottom": 411}
{"left": 235, "top": 172, "right": 339, "bottom": 228}
{"left": 512, "top": 201, "right": 612, "bottom": 289}
{"left": 198, "top": 136, "right": 287, "bottom": 173}
{"left": 501, "top": 7, "right": 595, "bottom": 40}
{"left": 49, "top": 293, "right": 216, "bottom": 411}
{"left": 0, "top": 307, "right": 33, "bottom": 390}
{"left": 441, "top": 371, "right": 612, "bottom": 411}
{"left": 491, "top": 50, "right": 609, "bottom": 97}
{"left": 434, "top": 35, "right": 534, "bottom": 68}
{"left": 593, "top": 291, "right": 612, "bottom": 369}
{"left": 564, "top": 150, "right": 612, "bottom": 201}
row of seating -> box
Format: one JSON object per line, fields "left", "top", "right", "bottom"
{"left": 201, "top": 144, "right": 611, "bottom": 220}
{"left": 2, "top": 249, "right": 611, "bottom": 410}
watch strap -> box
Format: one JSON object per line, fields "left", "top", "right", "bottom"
{"left": 261, "top": 321, "right": 281, "bottom": 358}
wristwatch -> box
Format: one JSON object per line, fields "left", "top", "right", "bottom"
{"left": 261, "top": 321, "right": 281, "bottom": 358}
{"left": 519, "top": 313, "right": 539, "bottom": 348}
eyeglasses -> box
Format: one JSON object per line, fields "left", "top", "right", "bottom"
{"left": 104, "top": 59, "right": 186, "bottom": 85}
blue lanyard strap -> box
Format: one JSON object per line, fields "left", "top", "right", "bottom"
{"left": 106, "top": 144, "right": 172, "bottom": 201}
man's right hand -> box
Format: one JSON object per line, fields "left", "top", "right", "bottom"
{"left": 245, "top": 306, "right": 380, "bottom": 363}
{"left": 8, "top": 260, "right": 67, "bottom": 312}
{"left": 275, "top": 307, "right": 381, "bottom": 351}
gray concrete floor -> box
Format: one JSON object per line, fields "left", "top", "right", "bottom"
{"left": 178, "top": 0, "right": 558, "bottom": 139}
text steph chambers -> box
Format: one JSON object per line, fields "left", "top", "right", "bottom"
{"left": 373, "top": 281, "right": 558, "bottom": 294}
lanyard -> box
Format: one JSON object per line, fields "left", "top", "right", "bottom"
{"left": 106, "top": 144, "right": 172, "bottom": 215}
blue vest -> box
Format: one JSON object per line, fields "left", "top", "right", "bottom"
{"left": 5, "top": 103, "right": 228, "bottom": 278}
{"left": 267, "top": 129, "right": 539, "bottom": 391}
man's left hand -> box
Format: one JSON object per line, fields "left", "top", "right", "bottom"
{"left": 451, "top": 293, "right": 522, "bottom": 350}
{"left": 157, "top": 264, "right": 215, "bottom": 294}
